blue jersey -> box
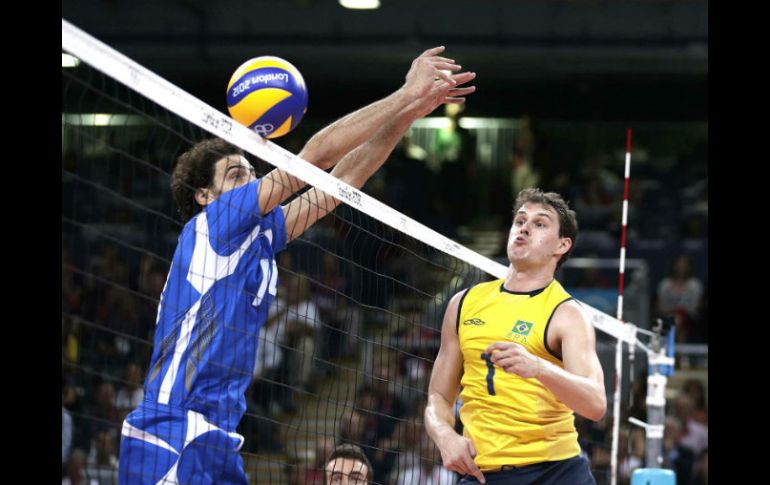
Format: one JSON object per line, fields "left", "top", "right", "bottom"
{"left": 142, "top": 179, "right": 286, "bottom": 432}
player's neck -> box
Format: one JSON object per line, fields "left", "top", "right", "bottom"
{"left": 503, "top": 264, "right": 555, "bottom": 292}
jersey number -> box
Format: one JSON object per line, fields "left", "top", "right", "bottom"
{"left": 480, "top": 353, "right": 496, "bottom": 396}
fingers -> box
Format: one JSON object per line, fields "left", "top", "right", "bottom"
{"left": 450, "top": 71, "right": 477, "bottom": 86}
{"left": 448, "top": 86, "right": 476, "bottom": 97}
{"left": 433, "top": 58, "right": 459, "bottom": 67}
{"left": 421, "top": 46, "right": 447, "bottom": 57}
{"left": 434, "top": 69, "right": 455, "bottom": 85}
{"left": 442, "top": 437, "right": 484, "bottom": 481}
{"left": 463, "top": 455, "right": 486, "bottom": 484}
{"left": 438, "top": 79, "right": 477, "bottom": 104}
{"left": 463, "top": 439, "right": 486, "bottom": 483}
{"left": 486, "top": 341, "right": 526, "bottom": 354}
{"left": 485, "top": 341, "right": 511, "bottom": 354}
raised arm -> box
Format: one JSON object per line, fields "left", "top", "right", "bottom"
{"left": 280, "top": 61, "right": 476, "bottom": 242}
{"left": 424, "top": 291, "right": 486, "bottom": 484}
{"left": 255, "top": 46, "right": 469, "bottom": 217}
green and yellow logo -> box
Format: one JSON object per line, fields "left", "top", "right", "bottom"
{"left": 508, "top": 320, "right": 534, "bottom": 338}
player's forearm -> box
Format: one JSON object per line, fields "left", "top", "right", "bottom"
{"left": 425, "top": 392, "right": 458, "bottom": 442}
{"left": 537, "top": 359, "right": 607, "bottom": 421}
{"left": 282, "top": 113, "right": 411, "bottom": 242}
{"left": 332, "top": 110, "right": 414, "bottom": 188}
{"left": 299, "top": 88, "right": 417, "bottom": 170}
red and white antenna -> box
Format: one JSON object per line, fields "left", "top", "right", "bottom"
{"left": 610, "top": 128, "right": 633, "bottom": 485}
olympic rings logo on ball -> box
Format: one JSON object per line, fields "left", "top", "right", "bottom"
{"left": 252, "top": 124, "right": 275, "bottom": 137}
{"left": 226, "top": 56, "right": 308, "bottom": 139}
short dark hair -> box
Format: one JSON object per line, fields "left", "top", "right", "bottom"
{"left": 513, "top": 188, "right": 578, "bottom": 269}
{"left": 170, "top": 138, "right": 244, "bottom": 222}
{"left": 325, "top": 443, "right": 372, "bottom": 484}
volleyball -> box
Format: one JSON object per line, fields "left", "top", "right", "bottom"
{"left": 226, "top": 56, "right": 308, "bottom": 139}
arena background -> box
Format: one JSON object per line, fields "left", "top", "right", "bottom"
{"left": 61, "top": 1, "right": 708, "bottom": 484}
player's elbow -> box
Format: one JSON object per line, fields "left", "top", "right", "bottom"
{"left": 586, "top": 395, "right": 607, "bottom": 422}
{"left": 299, "top": 143, "right": 335, "bottom": 171}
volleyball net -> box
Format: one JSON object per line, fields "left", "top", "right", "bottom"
{"left": 62, "top": 18, "right": 643, "bottom": 485}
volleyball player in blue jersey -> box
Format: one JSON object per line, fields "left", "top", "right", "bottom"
{"left": 118, "top": 47, "right": 476, "bottom": 484}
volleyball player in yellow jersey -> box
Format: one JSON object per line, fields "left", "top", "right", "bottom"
{"left": 425, "top": 188, "right": 607, "bottom": 484}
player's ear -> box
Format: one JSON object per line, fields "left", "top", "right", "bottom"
{"left": 195, "top": 187, "right": 212, "bottom": 207}
{"left": 556, "top": 237, "right": 572, "bottom": 255}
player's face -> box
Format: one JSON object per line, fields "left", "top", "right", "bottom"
{"left": 325, "top": 458, "right": 368, "bottom": 485}
{"left": 507, "top": 202, "right": 570, "bottom": 268}
{"left": 208, "top": 155, "right": 257, "bottom": 198}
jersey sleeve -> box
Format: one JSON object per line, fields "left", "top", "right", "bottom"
{"left": 204, "top": 179, "right": 288, "bottom": 255}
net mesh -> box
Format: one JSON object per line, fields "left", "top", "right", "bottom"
{"left": 62, "top": 21, "right": 635, "bottom": 484}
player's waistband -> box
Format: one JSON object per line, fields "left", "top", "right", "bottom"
{"left": 123, "top": 400, "right": 244, "bottom": 452}
{"left": 481, "top": 454, "right": 583, "bottom": 474}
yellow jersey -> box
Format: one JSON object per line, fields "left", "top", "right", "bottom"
{"left": 457, "top": 278, "right": 580, "bottom": 470}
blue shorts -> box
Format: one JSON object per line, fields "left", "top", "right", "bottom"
{"left": 118, "top": 402, "right": 247, "bottom": 485}
{"left": 459, "top": 456, "right": 596, "bottom": 485}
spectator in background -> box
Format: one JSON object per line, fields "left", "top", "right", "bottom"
{"left": 94, "top": 381, "right": 118, "bottom": 425}
{"left": 288, "top": 437, "right": 337, "bottom": 485}
{"left": 394, "top": 434, "right": 457, "bottom": 485}
{"left": 370, "top": 363, "right": 408, "bottom": 440}
{"left": 285, "top": 274, "right": 326, "bottom": 396}
{"left": 338, "top": 409, "right": 373, "bottom": 448}
{"left": 62, "top": 449, "right": 98, "bottom": 485}
{"left": 510, "top": 147, "right": 540, "bottom": 205}
{"left": 325, "top": 443, "right": 373, "bottom": 485}
{"left": 657, "top": 255, "right": 704, "bottom": 343}
{"left": 135, "top": 258, "right": 168, "bottom": 363}
{"left": 431, "top": 103, "right": 465, "bottom": 170}
{"left": 62, "top": 244, "right": 82, "bottom": 315}
{"left": 431, "top": 103, "right": 476, "bottom": 225}
{"left": 617, "top": 426, "right": 645, "bottom": 485}
{"left": 358, "top": 363, "right": 408, "bottom": 482}
{"left": 252, "top": 292, "right": 290, "bottom": 414}
{"left": 93, "top": 284, "right": 141, "bottom": 371}
{"left": 82, "top": 380, "right": 119, "bottom": 450}
{"left": 690, "top": 449, "right": 708, "bottom": 485}
{"left": 115, "top": 363, "right": 144, "bottom": 422}
{"left": 309, "top": 252, "right": 362, "bottom": 362}
{"left": 575, "top": 262, "right": 612, "bottom": 288}
{"left": 581, "top": 153, "right": 622, "bottom": 201}
{"left": 381, "top": 132, "right": 432, "bottom": 221}
{"left": 673, "top": 393, "right": 708, "bottom": 459}
{"left": 87, "top": 427, "right": 119, "bottom": 471}
{"left": 62, "top": 378, "right": 75, "bottom": 472}
{"left": 62, "top": 315, "right": 82, "bottom": 368}
{"left": 681, "top": 379, "right": 708, "bottom": 425}
{"left": 661, "top": 416, "right": 694, "bottom": 484}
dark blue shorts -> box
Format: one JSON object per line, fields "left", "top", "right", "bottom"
{"left": 459, "top": 455, "right": 596, "bottom": 485}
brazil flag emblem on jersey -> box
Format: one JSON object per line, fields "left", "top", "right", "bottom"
{"left": 510, "top": 320, "right": 534, "bottom": 336}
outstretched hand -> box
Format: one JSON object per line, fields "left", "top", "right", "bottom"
{"left": 402, "top": 46, "right": 477, "bottom": 118}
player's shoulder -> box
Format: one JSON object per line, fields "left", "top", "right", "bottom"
{"left": 550, "top": 299, "right": 593, "bottom": 337}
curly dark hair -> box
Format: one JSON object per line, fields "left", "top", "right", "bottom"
{"left": 170, "top": 138, "right": 244, "bottom": 222}
{"left": 513, "top": 188, "right": 578, "bottom": 269}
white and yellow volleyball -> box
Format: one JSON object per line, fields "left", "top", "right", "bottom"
{"left": 226, "top": 56, "right": 308, "bottom": 139}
